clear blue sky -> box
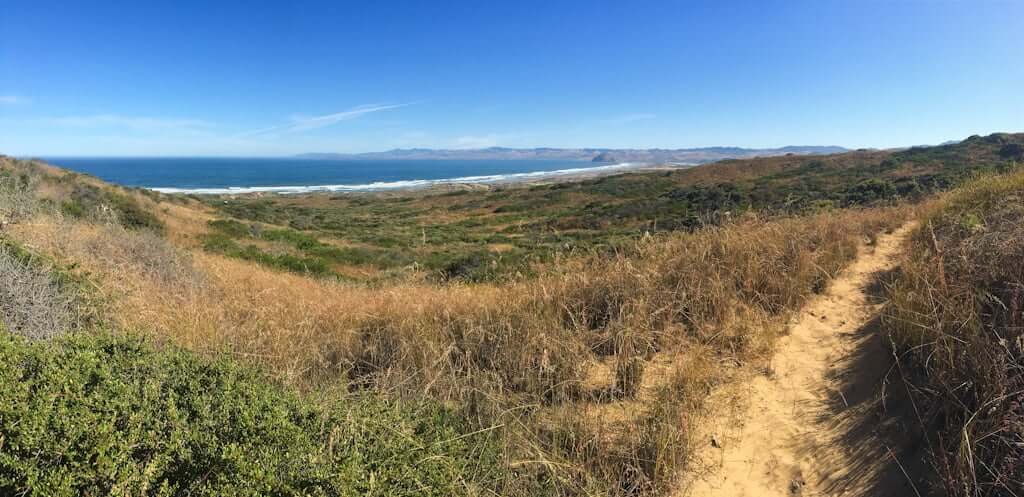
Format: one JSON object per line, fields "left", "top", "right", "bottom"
{"left": 1, "top": 0, "right": 1022, "bottom": 156}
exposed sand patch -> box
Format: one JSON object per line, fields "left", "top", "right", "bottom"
{"left": 681, "top": 224, "right": 919, "bottom": 497}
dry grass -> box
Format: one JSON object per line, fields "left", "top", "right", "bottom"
{"left": 10, "top": 200, "right": 907, "bottom": 495}
{"left": 0, "top": 153, "right": 918, "bottom": 495}
{"left": 0, "top": 169, "right": 73, "bottom": 339}
{"left": 882, "top": 172, "right": 1024, "bottom": 497}
{"left": 0, "top": 173, "right": 40, "bottom": 226}
{"left": 0, "top": 245, "right": 74, "bottom": 340}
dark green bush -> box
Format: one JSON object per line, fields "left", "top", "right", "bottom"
{"left": 60, "top": 200, "right": 86, "bottom": 218}
{"left": 62, "top": 184, "right": 165, "bottom": 233}
{"left": 262, "top": 228, "right": 319, "bottom": 249}
{"left": 0, "top": 331, "right": 504, "bottom": 497}
{"left": 105, "top": 192, "right": 164, "bottom": 232}
{"left": 207, "top": 219, "right": 251, "bottom": 238}
{"left": 201, "top": 233, "right": 331, "bottom": 276}
{"left": 999, "top": 143, "right": 1024, "bottom": 159}
{"left": 240, "top": 246, "right": 330, "bottom": 275}
{"left": 201, "top": 233, "right": 241, "bottom": 253}
{"left": 840, "top": 178, "right": 897, "bottom": 206}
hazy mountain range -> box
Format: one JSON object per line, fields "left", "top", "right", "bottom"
{"left": 296, "top": 145, "right": 848, "bottom": 164}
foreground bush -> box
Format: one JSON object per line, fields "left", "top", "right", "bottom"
{"left": 882, "top": 172, "right": 1024, "bottom": 496}
{"left": 0, "top": 331, "right": 506, "bottom": 497}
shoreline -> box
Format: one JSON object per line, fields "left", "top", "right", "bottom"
{"left": 150, "top": 161, "right": 695, "bottom": 196}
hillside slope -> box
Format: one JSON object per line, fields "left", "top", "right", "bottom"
{"left": 1, "top": 151, "right": 910, "bottom": 496}
{"left": 201, "top": 133, "right": 1024, "bottom": 283}
{"left": 881, "top": 172, "right": 1024, "bottom": 496}
{"left": 0, "top": 133, "right": 1022, "bottom": 496}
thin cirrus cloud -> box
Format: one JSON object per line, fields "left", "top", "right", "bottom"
{"left": 44, "top": 114, "right": 214, "bottom": 131}
{"left": 239, "top": 103, "right": 412, "bottom": 138}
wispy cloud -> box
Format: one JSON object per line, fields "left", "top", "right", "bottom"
{"left": 601, "top": 113, "right": 656, "bottom": 124}
{"left": 240, "top": 103, "right": 411, "bottom": 137}
{"left": 44, "top": 114, "right": 214, "bottom": 131}
{"left": 0, "top": 95, "right": 30, "bottom": 105}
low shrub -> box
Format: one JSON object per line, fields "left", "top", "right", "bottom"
{"left": 201, "top": 233, "right": 331, "bottom": 276}
{"left": 88, "top": 224, "right": 205, "bottom": 288}
{"left": 62, "top": 184, "right": 165, "bottom": 233}
{"left": 0, "top": 174, "right": 39, "bottom": 225}
{"left": 0, "top": 245, "right": 73, "bottom": 340}
{"left": 0, "top": 332, "right": 508, "bottom": 497}
{"left": 207, "top": 218, "right": 251, "bottom": 238}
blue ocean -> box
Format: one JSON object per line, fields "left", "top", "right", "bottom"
{"left": 43, "top": 157, "right": 637, "bottom": 194}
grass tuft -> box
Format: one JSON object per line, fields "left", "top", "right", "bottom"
{"left": 881, "top": 170, "right": 1024, "bottom": 497}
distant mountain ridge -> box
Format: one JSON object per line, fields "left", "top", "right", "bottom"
{"left": 297, "top": 145, "right": 848, "bottom": 164}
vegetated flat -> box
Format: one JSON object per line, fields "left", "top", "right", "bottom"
{"left": 196, "top": 133, "right": 1023, "bottom": 282}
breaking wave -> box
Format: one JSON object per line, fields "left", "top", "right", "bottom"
{"left": 150, "top": 162, "right": 652, "bottom": 194}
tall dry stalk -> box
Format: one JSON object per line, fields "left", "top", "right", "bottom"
{"left": 883, "top": 172, "right": 1024, "bottom": 497}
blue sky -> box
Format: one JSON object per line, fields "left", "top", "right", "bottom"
{"left": 1, "top": 0, "right": 1022, "bottom": 156}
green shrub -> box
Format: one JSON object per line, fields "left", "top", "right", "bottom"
{"left": 239, "top": 246, "right": 330, "bottom": 275}
{"left": 201, "top": 233, "right": 241, "bottom": 253}
{"left": 201, "top": 134, "right": 1024, "bottom": 283}
{"left": 205, "top": 221, "right": 415, "bottom": 271}
{"left": 426, "top": 249, "right": 532, "bottom": 282}
{"left": 62, "top": 184, "right": 165, "bottom": 233}
{"left": 60, "top": 200, "right": 86, "bottom": 218}
{"left": 262, "top": 228, "right": 319, "bottom": 248}
{"left": 207, "top": 219, "right": 251, "bottom": 238}
{"left": 840, "top": 178, "right": 897, "bottom": 206}
{"left": 0, "top": 332, "right": 505, "bottom": 497}
{"left": 104, "top": 191, "right": 164, "bottom": 232}
{"left": 201, "top": 233, "right": 331, "bottom": 276}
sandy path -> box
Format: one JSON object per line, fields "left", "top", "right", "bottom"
{"left": 682, "top": 224, "right": 919, "bottom": 497}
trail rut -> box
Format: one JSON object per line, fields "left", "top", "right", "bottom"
{"left": 683, "top": 224, "right": 920, "bottom": 497}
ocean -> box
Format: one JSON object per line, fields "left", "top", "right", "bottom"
{"left": 43, "top": 157, "right": 639, "bottom": 194}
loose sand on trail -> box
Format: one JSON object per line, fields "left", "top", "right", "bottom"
{"left": 682, "top": 224, "right": 920, "bottom": 497}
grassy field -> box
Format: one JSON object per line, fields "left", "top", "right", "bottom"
{"left": 199, "top": 133, "right": 1023, "bottom": 282}
{"left": 0, "top": 133, "right": 1022, "bottom": 496}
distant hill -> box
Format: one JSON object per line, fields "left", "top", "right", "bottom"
{"left": 297, "top": 145, "right": 848, "bottom": 164}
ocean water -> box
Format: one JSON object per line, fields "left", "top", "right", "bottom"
{"left": 43, "top": 157, "right": 638, "bottom": 194}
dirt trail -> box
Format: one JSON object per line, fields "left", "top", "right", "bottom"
{"left": 682, "top": 224, "right": 920, "bottom": 497}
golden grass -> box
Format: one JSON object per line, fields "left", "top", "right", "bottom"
{"left": 881, "top": 172, "right": 1024, "bottom": 497}
{"left": 10, "top": 201, "right": 908, "bottom": 495}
